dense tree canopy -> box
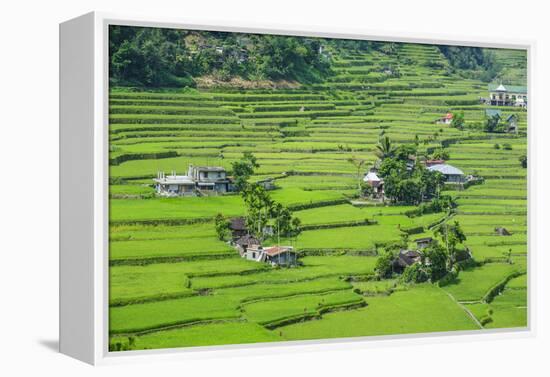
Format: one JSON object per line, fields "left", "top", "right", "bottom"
{"left": 109, "top": 26, "right": 331, "bottom": 87}
{"left": 438, "top": 45, "right": 502, "bottom": 82}
{"left": 109, "top": 26, "right": 507, "bottom": 87}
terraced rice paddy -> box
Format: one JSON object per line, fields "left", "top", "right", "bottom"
{"left": 108, "top": 42, "right": 528, "bottom": 351}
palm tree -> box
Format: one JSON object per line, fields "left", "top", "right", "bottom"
{"left": 375, "top": 136, "right": 395, "bottom": 159}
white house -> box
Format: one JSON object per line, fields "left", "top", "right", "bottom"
{"left": 153, "top": 171, "right": 196, "bottom": 196}
{"left": 154, "top": 164, "right": 231, "bottom": 196}
{"left": 488, "top": 84, "right": 527, "bottom": 107}
{"left": 363, "top": 171, "right": 384, "bottom": 198}
{"left": 244, "top": 245, "right": 297, "bottom": 266}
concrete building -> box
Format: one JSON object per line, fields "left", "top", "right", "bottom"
{"left": 488, "top": 84, "right": 527, "bottom": 107}
{"left": 153, "top": 171, "right": 196, "bottom": 196}
{"left": 187, "top": 165, "right": 231, "bottom": 193}
{"left": 244, "top": 245, "right": 297, "bottom": 266}
{"left": 154, "top": 164, "right": 231, "bottom": 196}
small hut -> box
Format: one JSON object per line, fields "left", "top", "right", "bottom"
{"left": 393, "top": 249, "right": 422, "bottom": 273}
{"left": 229, "top": 217, "right": 247, "bottom": 240}
{"left": 235, "top": 235, "right": 261, "bottom": 256}
{"left": 414, "top": 237, "right": 434, "bottom": 249}
{"left": 495, "top": 227, "right": 512, "bottom": 236}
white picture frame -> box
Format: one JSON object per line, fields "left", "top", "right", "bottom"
{"left": 60, "top": 11, "right": 535, "bottom": 365}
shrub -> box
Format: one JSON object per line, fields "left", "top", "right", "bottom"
{"left": 401, "top": 263, "right": 429, "bottom": 283}
{"left": 519, "top": 155, "right": 527, "bottom": 168}
{"left": 374, "top": 251, "right": 395, "bottom": 279}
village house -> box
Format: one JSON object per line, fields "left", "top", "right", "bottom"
{"left": 153, "top": 171, "right": 196, "bottom": 196}
{"left": 427, "top": 163, "right": 465, "bottom": 184}
{"left": 154, "top": 164, "right": 232, "bottom": 196}
{"left": 363, "top": 170, "right": 384, "bottom": 198}
{"left": 229, "top": 217, "right": 248, "bottom": 240}
{"left": 244, "top": 244, "right": 297, "bottom": 266}
{"left": 424, "top": 159, "right": 446, "bottom": 167}
{"left": 235, "top": 234, "right": 261, "bottom": 256}
{"left": 393, "top": 249, "right": 423, "bottom": 273}
{"left": 487, "top": 84, "right": 527, "bottom": 107}
{"left": 495, "top": 227, "right": 512, "bottom": 236}
{"left": 486, "top": 108, "right": 502, "bottom": 121}
{"left": 414, "top": 237, "right": 434, "bottom": 249}
{"left": 256, "top": 177, "right": 276, "bottom": 190}
{"left": 188, "top": 165, "right": 231, "bottom": 193}
{"left": 436, "top": 113, "right": 453, "bottom": 125}
{"left": 506, "top": 114, "right": 519, "bottom": 134}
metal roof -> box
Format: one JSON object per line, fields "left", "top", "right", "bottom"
{"left": 485, "top": 109, "right": 502, "bottom": 118}
{"left": 427, "top": 164, "right": 464, "bottom": 176}
{"left": 263, "top": 246, "right": 294, "bottom": 257}
{"left": 488, "top": 83, "right": 527, "bottom": 94}
{"left": 363, "top": 171, "right": 381, "bottom": 182}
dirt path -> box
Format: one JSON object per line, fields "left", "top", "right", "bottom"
{"left": 440, "top": 287, "right": 484, "bottom": 329}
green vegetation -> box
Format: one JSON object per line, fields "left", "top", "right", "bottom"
{"left": 107, "top": 28, "right": 527, "bottom": 351}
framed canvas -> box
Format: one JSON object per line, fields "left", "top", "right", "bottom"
{"left": 60, "top": 12, "right": 534, "bottom": 365}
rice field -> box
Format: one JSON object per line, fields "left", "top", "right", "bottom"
{"left": 108, "top": 41, "right": 528, "bottom": 351}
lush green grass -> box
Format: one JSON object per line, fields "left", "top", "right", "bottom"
{"left": 111, "top": 322, "right": 280, "bottom": 350}
{"left": 277, "top": 285, "right": 479, "bottom": 340}
{"left": 282, "top": 224, "right": 402, "bottom": 250}
{"left": 110, "top": 258, "right": 267, "bottom": 304}
{"left": 442, "top": 263, "right": 524, "bottom": 302}
{"left": 110, "top": 196, "right": 245, "bottom": 223}
{"left": 243, "top": 290, "right": 364, "bottom": 325}
{"left": 110, "top": 237, "right": 233, "bottom": 260}
{"left": 110, "top": 295, "right": 240, "bottom": 334}
{"left": 190, "top": 256, "right": 377, "bottom": 289}
{"left": 107, "top": 41, "right": 528, "bottom": 349}
{"left": 352, "top": 279, "right": 397, "bottom": 294}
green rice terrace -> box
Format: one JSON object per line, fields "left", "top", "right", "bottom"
{"left": 108, "top": 38, "right": 527, "bottom": 351}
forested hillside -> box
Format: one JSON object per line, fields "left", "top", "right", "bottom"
{"left": 109, "top": 26, "right": 516, "bottom": 88}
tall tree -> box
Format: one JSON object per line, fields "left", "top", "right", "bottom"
{"left": 375, "top": 136, "right": 395, "bottom": 159}
{"left": 435, "top": 221, "right": 466, "bottom": 268}
{"left": 231, "top": 152, "right": 260, "bottom": 192}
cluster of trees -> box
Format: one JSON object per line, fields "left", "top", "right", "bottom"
{"left": 519, "top": 154, "right": 527, "bottom": 168}
{"left": 241, "top": 184, "right": 302, "bottom": 243}
{"left": 374, "top": 221, "right": 467, "bottom": 284}
{"left": 485, "top": 113, "right": 520, "bottom": 134}
{"left": 215, "top": 184, "right": 301, "bottom": 243}
{"left": 109, "top": 26, "right": 504, "bottom": 87}
{"left": 215, "top": 152, "right": 301, "bottom": 243}
{"left": 438, "top": 45, "right": 502, "bottom": 82}
{"left": 451, "top": 111, "right": 465, "bottom": 129}
{"left": 375, "top": 137, "right": 445, "bottom": 205}
{"left": 485, "top": 113, "right": 502, "bottom": 132}
{"left": 109, "top": 26, "right": 332, "bottom": 87}
{"left": 231, "top": 152, "right": 259, "bottom": 192}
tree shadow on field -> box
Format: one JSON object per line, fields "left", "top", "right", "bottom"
{"left": 38, "top": 339, "right": 59, "bottom": 353}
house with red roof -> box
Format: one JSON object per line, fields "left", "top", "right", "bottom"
{"left": 436, "top": 113, "right": 453, "bottom": 125}
{"left": 244, "top": 244, "right": 297, "bottom": 266}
